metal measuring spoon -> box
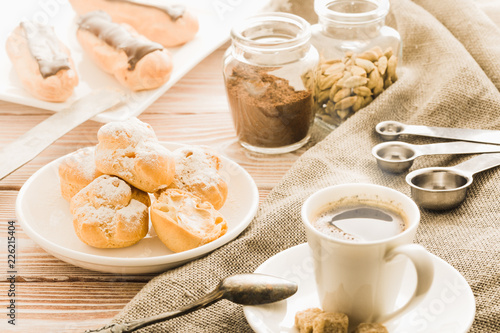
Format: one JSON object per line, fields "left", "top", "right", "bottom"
{"left": 372, "top": 141, "right": 500, "bottom": 173}
{"left": 406, "top": 152, "right": 500, "bottom": 210}
{"left": 375, "top": 120, "right": 500, "bottom": 144}
{"left": 85, "top": 273, "right": 298, "bottom": 333}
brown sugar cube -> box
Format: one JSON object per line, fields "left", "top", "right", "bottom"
{"left": 295, "top": 308, "right": 324, "bottom": 333}
{"left": 354, "top": 323, "right": 389, "bottom": 333}
{"left": 312, "top": 312, "right": 349, "bottom": 333}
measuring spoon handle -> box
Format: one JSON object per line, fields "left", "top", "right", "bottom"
{"left": 453, "top": 152, "right": 500, "bottom": 175}
{"left": 416, "top": 141, "right": 500, "bottom": 156}
{"left": 404, "top": 125, "right": 500, "bottom": 144}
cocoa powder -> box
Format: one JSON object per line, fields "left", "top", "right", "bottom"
{"left": 225, "top": 65, "right": 314, "bottom": 148}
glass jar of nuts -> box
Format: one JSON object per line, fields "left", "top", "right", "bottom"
{"left": 309, "top": 0, "right": 402, "bottom": 129}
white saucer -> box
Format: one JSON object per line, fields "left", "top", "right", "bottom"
{"left": 244, "top": 243, "right": 475, "bottom": 333}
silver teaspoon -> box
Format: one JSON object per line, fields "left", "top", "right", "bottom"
{"left": 85, "top": 273, "right": 298, "bottom": 333}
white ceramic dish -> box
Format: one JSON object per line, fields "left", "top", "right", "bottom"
{"left": 0, "top": 0, "right": 270, "bottom": 122}
{"left": 244, "top": 243, "right": 476, "bottom": 333}
{"left": 15, "top": 142, "right": 259, "bottom": 274}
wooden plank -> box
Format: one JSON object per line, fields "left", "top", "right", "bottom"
{"left": 0, "top": 282, "right": 144, "bottom": 332}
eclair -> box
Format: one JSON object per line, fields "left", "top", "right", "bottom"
{"left": 5, "top": 21, "right": 79, "bottom": 102}
{"left": 69, "top": 0, "right": 199, "bottom": 47}
{"left": 76, "top": 11, "right": 173, "bottom": 91}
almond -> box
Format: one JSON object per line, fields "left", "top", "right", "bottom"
{"left": 372, "top": 46, "right": 384, "bottom": 58}
{"left": 377, "top": 56, "right": 388, "bottom": 76}
{"left": 333, "top": 88, "right": 352, "bottom": 102}
{"left": 387, "top": 55, "right": 398, "bottom": 82}
{"left": 329, "top": 83, "right": 342, "bottom": 101}
{"left": 353, "top": 86, "right": 372, "bottom": 97}
{"left": 350, "top": 65, "right": 367, "bottom": 77}
{"left": 357, "top": 50, "right": 378, "bottom": 62}
{"left": 341, "top": 76, "right": 368, "bottom": 89}
{"left": 319, "top": 72, "right": 343, "bottom": 90}
{"left": 384, "top": 47, "right": 394, "bottom": 59}
{"left": 367, "top": 68, "right": 381, "bottom": 90}
{"left": 351, "top": 95, "right": 365, "bottom": 112}
{"left": 317, "top": 89, "right": 330, "bottom": 105}
{"left": 334, "top": 96, "right": 358, "bottom": 110}
{"left": 324, "top": 62, "right": 346, "bottom": 75}
{"left": 355, "top": 58, "right": 375, "bottom": 73}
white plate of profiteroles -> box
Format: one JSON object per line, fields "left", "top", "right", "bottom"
{"left": 15, "top": 142, "right": 259, "bottom": 274}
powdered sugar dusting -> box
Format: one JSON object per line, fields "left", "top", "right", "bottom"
{"left": 72, "top": 175, "right": 148, "bottom": 237}
{"left": 65, "top": 147, "right": 102, "bottom": 181}
{"left": 95, "top": 117, "right": 174, "bottom": 192}
{"left": 89, "top": 175, "right": 131, "bottom": 208}
{"left": 119, "top": 199, "right": 148, "bottom": 223}
{"left": 98, "top": 117, "right": 157, "bottom": 147}
{"left": 79, "top": 147, "right": 100, "bottom": 180}
{"left": 171, "top": 146, "right": 222, "bottom": 191}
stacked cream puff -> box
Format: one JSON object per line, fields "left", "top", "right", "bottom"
{"left": 59, "top": 117, "right": 227, "bottom": 251}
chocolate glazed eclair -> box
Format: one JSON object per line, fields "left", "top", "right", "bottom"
{"left": 69, "top": 0, "right": 199, "bottom": 47}
{"left": 76, "top": 10, "right": 173, "bottom": 91}
{"left": 5, "top": 21, "right": 79, "bottom": 102}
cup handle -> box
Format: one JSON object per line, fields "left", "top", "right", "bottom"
{"left": 377, "top": 244, "right": 435, "bottom": 323}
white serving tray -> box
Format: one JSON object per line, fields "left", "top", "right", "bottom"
{"left": 0, "top": 0, "right": 270, "bottom": 122}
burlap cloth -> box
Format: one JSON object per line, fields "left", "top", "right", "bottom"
{"left": 109, "top": 0, "right": 500, "bottom": 331}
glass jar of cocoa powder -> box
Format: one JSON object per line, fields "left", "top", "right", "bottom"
{"left": 223, "top": 13, "right": 319, "bottom": 154}
{"left": 310, "top": 0, "right": 402, "bottom": 129}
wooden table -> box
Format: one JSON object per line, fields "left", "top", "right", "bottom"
{"left": 0, "top": 44, "right": 326, "bottom": 332}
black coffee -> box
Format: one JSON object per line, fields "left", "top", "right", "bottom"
{"left": 312, "top": 201, "right": 408, "bottom": 242}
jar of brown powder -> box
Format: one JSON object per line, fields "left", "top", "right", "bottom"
{"left": 223, "top": 13, "right": 319, "bottom": 154}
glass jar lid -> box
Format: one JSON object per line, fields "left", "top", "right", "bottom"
{"left": 315, "top": 0, "right": 389, "bottom": 24}
{"left": 230, "top": 12, "right": 312, "bottom": 53}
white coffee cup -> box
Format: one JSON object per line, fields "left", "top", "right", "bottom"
{"left": 301, "top": 183, "right": 434, "bottom": 328}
